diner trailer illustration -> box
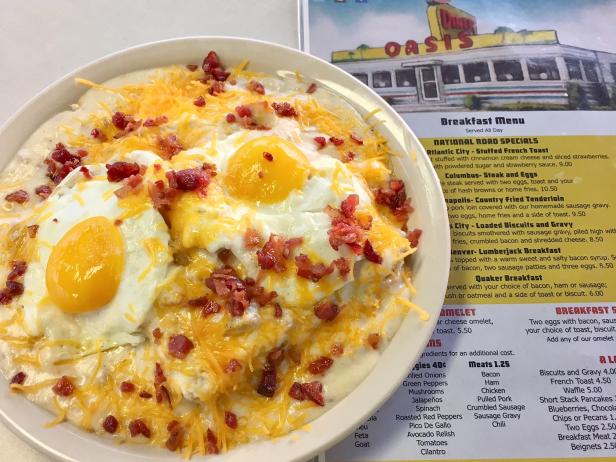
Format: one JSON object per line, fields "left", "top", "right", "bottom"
{"left": 332, "top": 0, "right": 616, "bottom": 112}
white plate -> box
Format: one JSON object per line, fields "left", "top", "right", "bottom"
{"left": 0, "top": 37, "right": 450, "bottom": 462}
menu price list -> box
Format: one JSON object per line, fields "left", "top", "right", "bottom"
{"left": 326, "top": 304, "right": 616, "bottom": 461}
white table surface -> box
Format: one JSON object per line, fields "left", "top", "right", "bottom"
{"left": 0, "top": 0, "right": 298, "bottom": 459}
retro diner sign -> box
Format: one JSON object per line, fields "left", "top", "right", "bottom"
{"left": 330, "top": 0, "right": 558, "bottom": 62}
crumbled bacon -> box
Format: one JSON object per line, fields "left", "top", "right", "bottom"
{"left": 152, "top": 327, "right": 163, "bottom": 343}
{"left": 308, "top": 356, "right": 333, "bottom": 375}
{"left": 350, "top": 133, "right": 363, "bottom": 145}
{"left": 208, "top": 81, "right": 225, "bottom": 96}
{"left": 52, "top": 376, "right": 75, "bottom": 396}
{"left": 210, "top": 68, "right": 230, "bottom": 83}
{"left": 225, "top": 411, "right": 238, "bottom": 429}
{"left": 112, "top": 112, "right": 141, "bottom": 138}
{"left": 148, "top": 180, "right": 179, "bottom": 211}
{"left": 5, "top": 281, "right": 23, "bottom": 297}
{"left": 34, "top": 185, "right": 52, "bottom": 199}
{"left": 332, "top": 257, "right": 350, "bottom": 277}
{"left": 224, "top": 358, "right": 242, "bottom": 373}
{"left": 313, "top": 136, "right": 327, "bottom": 149}
{"left": 44, "top": 143, "right": 82, "bottom": 184}
{"left": 106, "top": 162, "right": 140, "bottom": 182}
{"left": 257, "top": 235, "right": 303, "bottom": 272}
{"left": 165, "top": 163, "right": 216, "bottom": 196}
{"left": 154, "top": 362, "right": 166, "bottom": 386}
{"left": 314, "top": 300, "right": 340, "bottom": 322}
{"left": 129, "top": 419, "right": 151, "bottom": 438}
{"left": 143, "top": 115, "right": 168, "bottom": 127}
{"left": 188, "top": 296, "right": 221, "bottom": 317}
{"left": 374, "top": 179, "right": 413, "bottom": 224}
{"left": 139, "top": 391, "right": 153, "bottom": 399}
{"left": 186, "top": 64, "right": 199, "bottom": 72}
{"left": 205, "top": 266, "right": 250, "bottom": 316}
{"left": 0, "top": 261, "right": 26, "bottom": 305}
{"left": 0, "top": 291, "right": 12, "bottom": 305}
{"left": 226, "top": 113, "right": 236, "bottom": 123}
{"left": 327, "top": 194, "right": 367, "bottom": 254}
{"left": 243, "top": 228, "right": 261, "bottom": 248}
{"left": 247, "top": 80, "right": 265, "bottom": 95}
{"left": 10, "top": 371, "right": 26, "bottom": 385}
{"left": 295, "top": 254, "right": 334, "bottom": 282}
{"left": 120, "top": 381, "right": 135, "bottom": 393}
{"left": 342, "top": 151, "right": 356, "bottom": 163}
{"left": 156, "top": 385, "right": 171, "bottom": 407}
{"left": 363, "top": 240, "right": 382, "bottom": 264}
{"left": 235, "top": 101, "right": 275, "bottom": 130}
{"left": 217, "top": 248, "right": 232, "bottom": 264}
{"left": 202, "top": 51, "right": 222, "bottom": 73}
{"left": 5, "top": 190, "right": 29, "bottom": 204}
{"left": 263, "top": 151, "right": 274, "bottom": 161}
{"left": 157, "top": 135, "right": 184, "bottom": 159}
{"left": 329, "top": 136, "right": 344, "bottom": 146}
{"left": 7, "top": 261, "right": 27, "bottom": 281}
{"left": 79, "top": 166, "right": 92, "bottom": 179}
{"left": 193, "top": 96, "right": 206, "bottom": 107}
{"left": 367, "top": 333, "right": 381, "bottom": 350}
{"left": 90, "top": 128, "right": 107, "bottom": 141}
{"left": 306, "top": 82, "right": 317, "bottom": 94}
{"left": 257, "top": 359, "right": 277, "bottom": 398}
{"left": 166, "top": 420, "right": 183, "bottom": 452}
{"left": 168, "top": 334, "right": 194, "bottom": 359}
{"left": 271, "top": 102, "right": 297, "bottom": 118}
{"left": 273, "top": 303, "right": 283, "bottom": 318}
{"left": 102, "top": 415, "right": 119, "bottom": 434}
{"left": 330, "top": 342, "right": 344, "bottom": 357}
{"left": 289, "top": 381, "right": 325, "bottom": 406}
{"left": 206, "top": 428, "right": 219, "bottom": 454}
{"left": 247, "top": 283, "right": 278, "bottom": 307}
{"left": 407, "top": 228, "right": 422, "bottom": 248}
{"left": 113, "top": 174, "right": 143, "bottom": 199}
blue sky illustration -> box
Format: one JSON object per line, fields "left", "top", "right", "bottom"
{"left": 307, "top": 0, "right": 616, "bottom": 60}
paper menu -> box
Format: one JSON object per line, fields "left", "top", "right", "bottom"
{"left": 300, "top": 0, "right": 616, "bottom": 460}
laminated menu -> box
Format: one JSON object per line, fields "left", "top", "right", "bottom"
{"left": 300, "top": 0, "right": 616, "bottom": 460}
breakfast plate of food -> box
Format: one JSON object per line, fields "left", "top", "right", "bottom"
{"left": 0, "top": 37, "right": 449, "bottom": 461}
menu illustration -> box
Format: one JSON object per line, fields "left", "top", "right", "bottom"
{"left": 300, "top": 0, "right": 616, "bottom": 460}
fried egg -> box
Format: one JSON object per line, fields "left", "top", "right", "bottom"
{"left": 22, "top": 151, "right": 171, "bottom": 348}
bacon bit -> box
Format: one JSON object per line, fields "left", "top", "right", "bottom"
{"left": 257, "top": 235, "right": 303, "bottom": 272}
{"left": 295, "top": 254, "right": 334, "bottom": 282}
{"left": 247, "top": 80, "right": 265, "bottom": 95}
{"left": 205, "top": 267, "right": 250, "bottom": 316}
{"left": 113, "top": 174, "right": 143, "bottom": 199}
{"left": 78, "top": 166, "right": 91, "bottom": 179}
{"left": 308, "top": 356, "right": 333, "bottom": 375}
{"left": 374, "top": 179, "right": 413, "bottom": 224}
{"left": 314, "top": 300, "right": 340, "bottom": 322}
{"left": 224, "top": 359, "right": 242, "bottom": 374}
{"left": 193, "top": 96, "right": 206, "bottom": 107}
{"left": 34, "top": 185, "right": 52, "bottom": 199}
{"left": 289, "top": 381, "right": 325, "bottom": 406}
{"left": 367, "top": 333, "right": 381, "bottom": 350}
{"left": 327, "top": 194, "right": 367, "bottom": 254}
{"left": 143, "top": 115, "right": 168, "bottom": 127}
{"left": 273, "top": 302, "right": 283, "bottom": 318}
{"left": 5, "top": 281, "right": 23, "bottom": 297}
{"left": 407, "top": 228, "right": 423, "bottom": 248}
{"left": 211, "top": 67, "right": 230, "bottom": 82}
{"left": 186, "top": 64, "right": 199, "bottom": 72}
{"left": 152, "top": 327, "right": 163, "bottom": 344}
{"left": 5, "top": 190, "right": 29, "bottom": 204}
{"left": 208, "top": 80, "right": 226, "bottom": 95}
{"left": 166, "top": 420, "right": 183, "bottom": 452}
{"left": 7, "top": 261, "right": 27, "bottom": 281}
{"left": 313, "top": 136, "right": 327, "bottom": 149}
{"left": 199, "top": 300, "right": 221, "bottom": 317}
{"left": 120, "top": 381, "right": 135, "bottom": 393}
{"left": 139, "top": 391, "right": 153, "bottom": 399}
{"left": 306, "top": 82, "right": 318, "bottom": 94}
{"left": 263, "top": 151, "right": 274, "bottom": 161}
{"left": 247, "top": 283, "right": 278, "bottom": 307}
{"left": 154, "top": 163, "right": 162, "bottom": 172}
{"left": 271, "top": 102, "right": 297, "bottom": 117}
{"left": 0, "top": 290, "right": 12, "bottom": 305}
{"left": 156, "top": 385, "right": 171, "bottom": 407}
{"left": 202, "top": 51, "right": 221, "bottom": 73}
{"left": 148, "top": 180, "right": 179, "bottom": 211}
{"left": 350, "top": 133, "right": 363, "bottom": 145}
{"left": 243, "top": 228, "right": 261, "bottom": 249}
{"left": 113, "top": 219, "right": 122, "bottom": 226}
{"left": 226, "top": 113, "right": 236, "bottom": 123}
{"left": 168, "top": 334, "right": 194, "bottom": 359}
{"left": 45, "top": 143, "right": 82, "bottom": 184}
{"left": 52, "top": 218, "right": 58, "bottom": 223}
{"left": 106, "top": 162, "right": 140, "bottom": 182}
{"left": 329, "top": 137, "right": 344, "bottom": 146}
{"left": 165, "top": 163, "right": 216, "bottom": 195}
{"left": 154, "top": 362, "right": 166, "bottom": 386}
{"left": 330, "top": 342, "right": 344, "bottom": 357}
{"left": 52, "top": 376, "right": 75, "bottom": 396}
{"left": 129, "top": 419, "right": 151, "bottom": 438}
{"left": 363, "top": 240, "right": 383, "bottom": 264}
{"left": 342, "top": 151, "right": 356, "bottom": 163}
{"left": 267, "top": 347, "right": 284, "bottom": 366}
{"left": 235, "top": 105, "right": 252, "bottom": 118}
{"left": 102, "top": 415, "right": 119, "bottom": 434}
{"left": 90, "top": 128, "right": 107, "bottom": 141}
{"left": 206, "top": 428, "right": 219, "bottom": 454}
{"left": 332, "top": 257, "right": 350, "bottom": 277}
{"left": 10, "top": 371, "right": 26, "bottom": 385}
{"left": 257, "top": 360, "right": 277, "bottom": 398}
{"left": 157, "top": 135, "right": 184, "bottom": 159}
{"left": 112, "top": 112, "right": 130, "bottom": 130}
{"left": 235, "top": 101, "right": 275, "bottom": 130}
{"left": 225, "top": 411, "right": 238, "bottom": 429}
{"left": 217, "top": 248, "right": 232, "bottom": 264}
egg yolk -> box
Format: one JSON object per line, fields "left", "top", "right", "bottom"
{"left": 46, "top": 216, "right": 125, "bottom": 314}
{"left": 224, "top": 136, "right": 309, "bottom": 204}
